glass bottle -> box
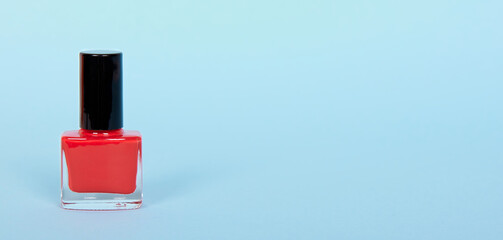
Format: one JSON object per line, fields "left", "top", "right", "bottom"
{"left": 61, "top": 51, "right": 142, "bottom": 210}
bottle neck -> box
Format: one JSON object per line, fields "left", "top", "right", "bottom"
{"left": 79, "top": 128, "right": 124, "bottom": 137}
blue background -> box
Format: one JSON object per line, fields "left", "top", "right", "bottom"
{"left": 0, "top": 0, "right": 502, "bottom": 239}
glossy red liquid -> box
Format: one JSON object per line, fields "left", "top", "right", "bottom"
{"left": 61, "top": 129, "right": 141, "bottom": 194}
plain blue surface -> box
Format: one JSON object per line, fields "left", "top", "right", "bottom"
{"left": 0, "top": 0, "right": 502, "bottom": 239}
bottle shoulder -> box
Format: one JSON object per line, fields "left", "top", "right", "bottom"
{"left": 123, "top": 130, "right": 142, "bottom": 137}
{"left": 61, "top": 129, "right": 141, "bottom": 142}
{"left": 61, "top": 130, "right": 80, "bottom": 137}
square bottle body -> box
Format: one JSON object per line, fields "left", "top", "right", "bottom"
{"left": 61, "top": 129, "right": 142, "bottom": 210}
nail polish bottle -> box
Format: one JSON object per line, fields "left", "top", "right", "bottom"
{"left": 61, "top": 50, "right": 142, "bottom": 210}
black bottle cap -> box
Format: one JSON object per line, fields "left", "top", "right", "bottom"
{"left": 80, "top": 50, "right": 123, "bottom": 130}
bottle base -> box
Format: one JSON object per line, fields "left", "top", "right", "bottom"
{"left": 61, "top": 200, "right": 142, "bottom": 211}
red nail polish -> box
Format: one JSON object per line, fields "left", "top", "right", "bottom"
{"left": 61, "top": 50, "right": 142, "bottom": 210}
